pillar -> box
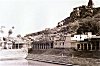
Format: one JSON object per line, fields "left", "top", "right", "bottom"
{"left": 45, "top": 44, "right": 47, "bottom": 49}
{"left": 40, "top": 44, "right": 41, "bottom": 49}
{"left": 34, "top": 45, "right": 35, "bottom": 49}
{"left": 94, "top": 43, "right": 96, "bottom": 50}
{"left": 41, "top": 44, "right": 42, "bottom": 49}
{"left": 32, "top": 45, "right": 34, "bottom": 49}
{"left": 35, "top": 44, "right": 36, "bottom": 49}
{"left": 43, "top": 44, "right": 44, "bottom": 49}
{"left": 36, "top": 44, "right": 37, "bottom": 49}
{"left": 87, "top": 43, "right": 88, "bottom": 50}
{"left": 43, "top": 44, "right": 45, "bottom": 49}
{"left": 47, "top": 43, "right": 49, "bottom": 49}
{"left": 49, "top": 43, "right": 51, "bottom": 49}
{"left": 90, "top": 44, "right": 92, "bottom": 50}
{"left": 34, "top": 45, "right": 36, "bottom": 49}
{"left": 79, "top": 44, "right": 81, "bottom": 50}
{"left": 33, "top": 44, "right": 34, "bottom": 49}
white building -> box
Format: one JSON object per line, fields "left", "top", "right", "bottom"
{"left": 71, "top": 32, "right": 100, "bottom": 51}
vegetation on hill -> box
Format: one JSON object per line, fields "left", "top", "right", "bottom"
{"left": 56, "top": 7, "right": 100, "bottom": 35}
{"left": 25, "top": 1, "right": 100, "bottom": 37}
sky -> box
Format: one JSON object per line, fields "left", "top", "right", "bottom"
{"left": 0, "top": 0, "right": 100, "bottom": 37}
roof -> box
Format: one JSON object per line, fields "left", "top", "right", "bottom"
{"left": 91, "top": 36, "right": 100, "bottom": 39}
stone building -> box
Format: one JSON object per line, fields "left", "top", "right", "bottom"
{"left": 53, "top": 36, "right": 65, "bottom": 48}
{"left": 25, "top": 30, "right": 72, "bottom": 49}
{"left": 70, "top": 0, "right": 94, "bottom": 19}
{"left": 71, "top": 32, "right": 100, "bottom": 51}
{"left": 53, "top": 34, "right": 71, "bottom": 48}
{"left": 32, "top": 32, "right": 54, "bottom": 50}
{"left": 32, "top": 40, "right": 53, "bottom": 49}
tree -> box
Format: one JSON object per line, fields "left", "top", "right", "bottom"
{"left": 77, "top": 18, "right": 99, "bottom": 35}
{"left": 8, "top": 29, "right": 13, "bottom": 35}
{"left": 17, "top": 34, "right": 21, "bottom": 38}
{"left": 8, "top": 26, "right": 14, "bottom": 36}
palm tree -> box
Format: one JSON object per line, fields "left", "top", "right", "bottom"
{"left": 8, "top": 26, "right": 14, "bottom": 37}
{"left": 0, "top": 26, "right": 5, "bottom": 34}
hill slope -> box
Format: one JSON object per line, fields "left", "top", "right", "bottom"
{"left": 26, "top": 4, "right": 100, "bottom": 37}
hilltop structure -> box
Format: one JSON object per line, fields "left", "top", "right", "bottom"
{"left": 88, "top": 0, "right": 94, "bottom": 8}
{"left": 58, "top": 0, "right": 100, "bottom": 26}
{"left": 65, "top": 0, "right": 94, "bottom": 24}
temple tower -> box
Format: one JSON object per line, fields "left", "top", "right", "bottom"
{"left": 88, "top": 0, "right": 94, "bottom": 8}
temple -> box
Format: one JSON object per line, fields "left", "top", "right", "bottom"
{"left": 70, "top": 0, "right": 94, "bottom": 20}
{"left": 88, "top": 0, "right": 94, "bottom": 8}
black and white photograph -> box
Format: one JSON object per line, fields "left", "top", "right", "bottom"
{"left": 0, "top": 0, "right": 100, "bottom": 66}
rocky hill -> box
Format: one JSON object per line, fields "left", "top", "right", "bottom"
{"left": 56, "top": 5, "right": 100, "bottom": 35}
{"left": 26, "top": 0, "right": 100, "bottom": 37}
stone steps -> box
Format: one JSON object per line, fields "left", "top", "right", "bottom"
{"left": 28, "top": 59, "right": 79, "bottom": 66}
